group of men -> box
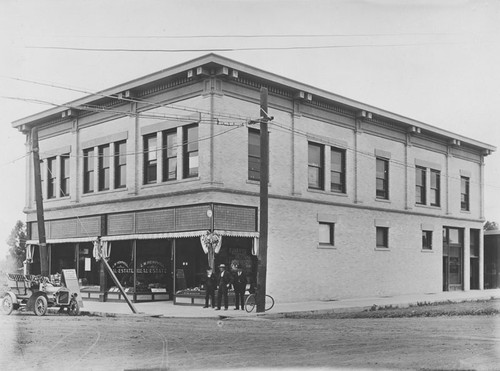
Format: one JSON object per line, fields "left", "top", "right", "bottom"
{"left": 202, "top": 263, "right": 247, "bottom": 310}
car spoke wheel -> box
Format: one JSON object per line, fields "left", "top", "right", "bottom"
{"left": 68, "top": 298, "right": 80, "bottom": 316}
{"left": 1, "top": 295, "right": 14, "bottom": 315}
{"left": 34, "top": 296, "right": 48, "bottom": 316}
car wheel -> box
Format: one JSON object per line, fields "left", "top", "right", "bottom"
{"left": 34, "top": 296, "right": 48, "bottom": 316}
{"left": 1, "top": 295, "right": 14, "bottom": 315}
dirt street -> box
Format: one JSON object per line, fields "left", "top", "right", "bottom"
{"left": 1, "top": 310, "right": 499, "bottom": 371}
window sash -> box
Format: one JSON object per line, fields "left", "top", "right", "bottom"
{"left": 308, "top": 143, "right": 324, "bottom": 189}
{"left": 248, "top": 129, "right": 260, "bottom": 181}
{"left": 376, "top": 158, "right": 389, "bottom": 199}
{"left": 83, "top": 149, "right": 94, "bottom": 193}
{"left": 319, "top": 223, "right": 334, "bottom": 245}
{"left": 114, "top": 141, "right": 127, "bottom": 188}
{"left": 415, "top": 167, "right": 426, "bottom": 204}
{"left": 430, "top": 170, "right": 440, "bottom": 206}
{"left": 422, "top": 231, "right": 433, "bottom": 250}
{"left": 163, "top": 130, "right": 177, "bottom": 181}
{"left": 183, "top": 125, "right": 199, "bottom": 178}
{"left": 461, "top": 177, "right": 470, "bottom": 211}
{"left": 376, "top": 227, "right": 388, "bottom": 248}
{"left": 47, "top": 157, "right": 56, "bottom": 199}
{"left": 98, "top": 145, "right": 110, "bottom": 191}
{"left": 330, "top": 148, "right": 345, "bottom": 193}
{"left": 144, "top": 135, "right": 158, "bottom": 184}
{"left": 60, "top": 155, "right": 70, "bottom": 197}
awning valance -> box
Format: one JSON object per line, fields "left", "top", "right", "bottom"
{"left": 27, "top": 236, "right": 98, "bottom": 245}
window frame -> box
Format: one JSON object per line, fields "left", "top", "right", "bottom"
{"left": 422, "top": 230, "right": 433, "bottom": 250}
{"left": 330, "top": 147, "right": 346, "bottom": 193}
{"left": 114, "top": 140, "right": 127, "bottom": 189}
{"left": 460, "top": 176, "right": 470, "bottom": 211}
{"left": 83, "top": 148, "right": 94, "bottom": 194}
{"left": 183, "top": 124, "right": 199, "bottom": 179}
{"left": 415, "top": 166, "right": 427, "bottom": 205}
{"left": 60, "top": 154, "right": 70, "bottom": 197}
{"left": 46, "top": 156, "right": 56, "bottom": 199}
{"left": 430, "top": 169, "right": 441, "bottom": 207}
{"left": 308, "top": 142, "right": 324, "bottom": 190}
{"left": 162, "top": 129, "right": 177, "bottom": 182}
{"left": 248, "top": 128, "right": 261, "bottom": 181}
{"left": 376, "top": 227, "right": 389, "bottom": 248}
{"left": 318, "top": 222, "right": 335, "bottom": 247}
{"left": 375, "top": 158, "right": 389, "bottom": 200}
{"left": 98, "top": 144, "right": 110, "bottom": 191}
{"left": 143, "top": 134, "right": 158, "bottom": 184}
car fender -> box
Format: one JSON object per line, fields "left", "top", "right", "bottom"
{"left": 26, "top": 291, "right": 48, "bottom": 311}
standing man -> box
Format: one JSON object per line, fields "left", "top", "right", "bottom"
{"left": 202, "top": 267, "right": 216, "bottom": 308}
{"left": 216, "top": 264, "right": 232, "bottom": 311}
{"left": 233, "top": 265, "right": 247, "bottom": 310}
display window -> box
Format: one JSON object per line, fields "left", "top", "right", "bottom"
{"left": 135, "top": 240, "right": 172, "bottom": 295}
{"left": 51, "top": 243, "right": 75, "bottom": 275}
{"left": 108, "top": 240, "right": 134, "bottom": 290}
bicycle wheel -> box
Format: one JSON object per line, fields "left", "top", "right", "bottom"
{"left": 244, "top": 294, "right": 256, "bottom": 313}
{"left": 265, "top": 295, "right": 275, "bottom": 311}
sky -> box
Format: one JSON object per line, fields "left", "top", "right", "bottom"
{"left": 0, "top": 0, "right": 499, "bottom": 258}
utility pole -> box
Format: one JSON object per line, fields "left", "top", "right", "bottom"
{"left": 256, "top": 87, "right": 269, "bottom": 313}
{"left": 32, "top": 127, "right": 49, "bottom": 277}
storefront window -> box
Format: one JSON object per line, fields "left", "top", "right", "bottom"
{"left": 51, "top": 243, "right": 75, "bottom": 275}
{"left": 108, "top": 240, "right": 134, "bottom": 289}
{"left": 135, "top": 240, "right": 171, "bottom": 295}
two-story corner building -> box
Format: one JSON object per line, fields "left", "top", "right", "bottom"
{"left": 12, "top": 54, "right": 496, "bottom": 304}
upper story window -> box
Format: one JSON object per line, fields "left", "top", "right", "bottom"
{"left": 46, "top": 157, "right": 56, "bottom": 199}
{"left": 114, "top": 141, "right": 127, "bottom": 189}
{"left": 248, "top": 129, "right": 260, "bottom": 181}
{"left": 144, "top": 134, "right": 158, "bottom": 184}
{"left": 430, "top": 170, "right": 440, "bottom": 207}
{"left": 330, "top": 148, "right": 345, "bottom": 193}
{"left": 415, "top": 166, "right": 426, "bottom": 205}
{"left": 375, "top": 158, "right": 389, "bottom": 200}
{"left": 461, "top": 176, "right": 470, "bottom": 211}
{"left": 83, "top": 148, "right": 95, "bottom": 194}
{"left": 183, "top": 124, "right": 199, "bottom": 178}
{"left": 308, "top": 142, "right": 324, "bottom": 190}
{"left": 98, "top": 144, "right": 110, "bottom": 191}
{"left": 60, "top": 154, "right": 70, "bottom": 197}
{"left": 162, "top": 129, "right": 177, "bottom": 181}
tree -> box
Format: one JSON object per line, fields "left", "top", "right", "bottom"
{"left": 484, "top": 220, "right": 499, "bottom": 231}
{"left": 7, "top": 220, "right": 27, "bottom": 268}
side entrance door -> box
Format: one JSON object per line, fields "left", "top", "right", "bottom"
{"left": 442, "top": 227, "right": 464, "bottom": 291}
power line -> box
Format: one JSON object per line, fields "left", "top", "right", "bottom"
{"left": 26, "top": 41, "right": 466, "bottom": 53}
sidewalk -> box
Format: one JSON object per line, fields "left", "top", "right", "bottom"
{"left": 74, "top": 289, "right": 500, "bottom": 319}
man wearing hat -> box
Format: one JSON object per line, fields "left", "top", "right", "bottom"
{"left": 216, "top": 263, "right": 232, "bottom": 310}
{"left": 233, "top": 264, "right": 247, "bottom": 310}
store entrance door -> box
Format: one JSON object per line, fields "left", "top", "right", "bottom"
{"left": 442, "top": 227, "right": 464, "bottom": 291}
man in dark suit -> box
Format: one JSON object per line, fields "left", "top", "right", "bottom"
{"left": 216, "top": 264, "right": 232, "bottom": 310}
{"left": 233, "top": 265, "right": 247, "bottom": 310}
{"left": 202, "top": 267, "right": 216, "bottom": 308}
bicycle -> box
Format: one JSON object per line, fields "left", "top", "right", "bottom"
{"left": 244, "top": 292, "right": 275, "bottom": 313}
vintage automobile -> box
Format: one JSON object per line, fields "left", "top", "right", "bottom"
{"left": 1, "top": 273, "right": 80, "bottom": 316}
